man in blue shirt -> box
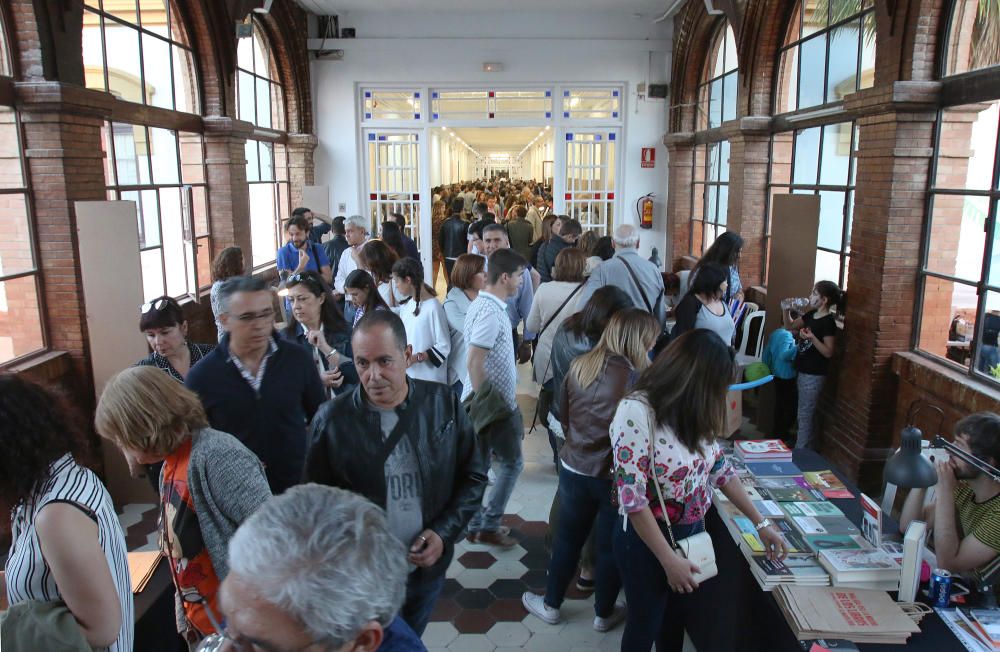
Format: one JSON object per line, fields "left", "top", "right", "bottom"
{"left": 292, "top": 206, "right": 332, "bottom": 244}
{"left": 482, "top": 224, "right": 536, "bottom": 352}
{"left": 276, "top": 214, "right": 332, "bottom": 286}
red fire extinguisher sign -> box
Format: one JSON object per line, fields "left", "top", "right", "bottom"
{"left": 641, "top": 147, "right": 656, "bottom": 168}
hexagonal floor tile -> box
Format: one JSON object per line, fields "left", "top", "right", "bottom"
{"left": 490, "top": 558, "right": 528, "bottom": 579}
{"left": 486, "top": 621, "right": 531, "bottom": 647}
{"left": 521, "top": 612, "right": 566, "bottom": 635}
{"left": 523, "top": 630, "right": 575, "bottom": 650}
{"left": 421, "top": 622, "right": 459, "bottom": 647}
{"left": 453, "top": 588, "right": 494, "bottom": 610}
{"left": 452, "top": 609, "right": 497, "bottom": 634}
{"left": 457, "top": 550, "right": 497, "bottom": 569}
{"left": 446, "top": 634, "right": 496, "bottom": 652}
{"left": 487, "top": 597, "right": 526, "bottom": 622}
{"left": 488, "top": 577, "right": 530, "bottom": 599}
{"left": 440, "top": 578, "right": 463, "bottom": 599}
{"left": 428, "top": 597, "right": 461, "bottom": 622}
{"left": 521, "top": 568, "right": 548, "bottom": 590}
{"left": 456, "top": 568, "right": 498, "bottom": 589}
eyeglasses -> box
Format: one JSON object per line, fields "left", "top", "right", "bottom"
{"left": 196, "top": 624, "right": 328, "bottom": 652}
{"left": 140, "top": 298, "right": 171, "bottom": 314}
{"left": 233, "top": 309, "right": 275, "bottom": 323}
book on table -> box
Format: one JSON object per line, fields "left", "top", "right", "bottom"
{"left": 817, "top": 549, "right": 900, "bottom": 590}
{"left": 748, "top": 555, "right": 830, "bottom": 590}
{"left": 955, "top": 607, "right": 1000, "bottom": 650}
{"left": 791, "top": 515, "right": 861, "bottom": 537}
{"left": 781, "top": 501, "right": 846, "bottom": 519}
{"left": 756, "top": 475, "right": 811, "bottom": 490}
{"left": 736, "top": 439, "right": 794, "bottom": 461}
{"left": 758, "top": 486, "right": 826, "bottom": 502}
{"left": 803, "top": 534, "right": 870, "bottom": 552}
{"left": 747, "top": 461, "right": 803, "bottom": 477}
{"left": 772, "top": 585, "right": 921, "bottom": 644}
{"left": 803, "top": 470, "right": 854, "bottom": 499}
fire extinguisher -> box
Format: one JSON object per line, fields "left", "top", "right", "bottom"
{"left": 637, "top": 193, "right": 654, "bottom": 229}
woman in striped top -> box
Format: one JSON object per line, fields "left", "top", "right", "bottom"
{"left": 2, "top": 375, "right": 133, "bottom": 651}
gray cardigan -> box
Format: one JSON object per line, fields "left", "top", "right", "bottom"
{"left": 163, "top": 427, "right": 271, "bottom": 582}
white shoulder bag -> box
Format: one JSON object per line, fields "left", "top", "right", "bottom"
{"left": 646, "top": 414, "right": 718, "bottom": 584}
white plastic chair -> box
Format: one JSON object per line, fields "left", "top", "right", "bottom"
{"left": 735, "top": 310, "right": 766, "bottom": 367}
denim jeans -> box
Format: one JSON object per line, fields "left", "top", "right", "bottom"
{"left": 614, "top": 518, "right": 705, "bottom": 652}
{"left": 795, "top": 372, "right": 825, "bottom": 450}
{"left": 545, "top": 467, "right": 620, "bottom": 617}
{"left": 468, "top": 407, "right": 524, "bottom": 533}
{"left": 401, "top": 572, "right": 445, "bottom": 636}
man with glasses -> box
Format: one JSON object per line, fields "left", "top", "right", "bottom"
{"left": 186, "top": 276, "right": 326, "bottom": 494}
{"left": 207, "top": 485, "right": 425, "bottom": 652}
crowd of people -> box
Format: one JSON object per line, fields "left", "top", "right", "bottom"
{"left": 6, "top": 176, "right": 999, "bottom": 652}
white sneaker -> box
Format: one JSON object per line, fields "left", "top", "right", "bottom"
{"left": 521, "top": 592, "right": 561, "bottom": 625}
{"left": 593, "top": 604, "right": 627, "bottom": 632}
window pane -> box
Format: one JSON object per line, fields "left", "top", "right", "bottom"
{"left": 827, "top": 20, "right": 859, "bottom": 103}
{"left": 793, "top": 127, "right": 821, "bottom": 185}
{"left": 798, "top": 34, "right": 827, "bottom": 109}
{"left": 708, "top": 79, "right": 723, "bottom": 128}
{"left": 142, "top": 32, "right": 172, "bottom": 109}
{"left": 238, "top": 71, "right": 257, "bottom": 124}
{"left": 245, "top": 139, "right": 260, "bottom": 183}
{"left": 918, "top": 276, "right": 976, "bottom": 363}
{"left": 140, "top": 248, "right": 164, "bottom": 301}
{"left": 249, "top": 183, "right": 278, "bottom": 267}
{"left": 104, "top": 22, "right": 142, "bottom": 103}
{"left": 977, "top": 291, "right": 1000, "bottom": 379}
{"left": 859, "top": 13, "right": 875, "bottom": 89}
{"left": 723, "top": 26, "right": 738, "bottom": 72}
{"left": 82, "top": 9, "right": 107, "bottom": 91}
{"left": 160, "top": 187, "right": 186, "bottom": 297}
{"left": 270, "top": 82, "right": 285, "bottom": 131}
{"left": 179, "top": 133, "right": 204, "bottom": 184}
{"left": 172, "top": 46, "right": 198, "bottom": 114}
{"left": 818, "top": 190, "right": 845, "bottom": 251}
{"left": 253, "top": 31, "right": 269, "bottom": 78}
{"left": 237, "top": 33, "right": 254, "bottom": 72}
{"left": 105, "top": 1, "right": 138, "bottom": 25}
{"left": 771, "top": 132, "right": 794, "bottom": 186}
{"left": 925, "top": 194, "right": 986, "bottom": 282}
{"left": 802, "top": 0, "right": 826, "bottom": 37}
{"left": 149, "top": 127, "right": 179, "bottom": 185}
{"left": 819, "top": 122, "right": 852, "bottom": 186}
{"left": 256, "top": 77, "right": 272, "bottom": 129}
{"left": 717, "top": 185, "right": 729, "bottom": 226}
{"left": 191, "top": 185, "right": 209, "bottom": 236}
{"left": 934, "top": 101, "right": 999, "bottom": 191}
{"left": 0, "top": 275, "right": 45, "bottom": 363}
{"left": 707, "top": 142, "right": 720, "bottom": 182}
{"left": 706, "top": 185, "right": 718, "bottom": 223}
{"left": 0, "top": 108, "right": 23, "bottom": 188}
{"left": 777, "top": 46, "right": 799, "bottom": 114}
{"left": 138, "top": 0, "right": 169, "bottom": 37}
{"left": 989, "top": 200, "right": 1000, "bottom": 287}
{"left": 196, "top": 236, "right": 211, "bottom": 290}
{"left": 113, "top": 123, "right": 150, "bottom": 185}
{"left": 815, "top": 249, "right": 841, "bottom": 285}
{"left": 722, "top": 73, "right": 737, "bottom": 123}
{"left": 0, "top": 194, "right": 35, "bottom": 276}
{"left": 259, "top": 141, "right": 274, "bottom": 182}
{"left": 720, "top": 140, "right": 731, "bottom": 182}
{"left": 139, "top": 189, "right": 160, "bottom": 248}
{"left": 945, "top": 0, "right": 1000, "bottom": 76}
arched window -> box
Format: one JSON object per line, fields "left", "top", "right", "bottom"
{"left": 690, "top": 22, "right": 736, "bottom": 255}
{"left": 775, "top": 0, "right": 875, "bottom": 114}
{"left": 0, "top": 11, "right": 46, "bottom": 364}
{"left": 915, "top": 1, "right": 1000, "bottom": 383}
{"left": 84, "top": 1, "right": 211, "bottom": 301}
{"left": 238, "top": 22, "right": 289, "bottom": 269}
{"left": 82, "top": 0, "right": 199, "bottom": 114}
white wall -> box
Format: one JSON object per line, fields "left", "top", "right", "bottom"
{"left": 310, "top": 9, "right": 673, "bottom": 256}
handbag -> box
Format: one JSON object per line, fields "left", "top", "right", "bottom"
{"left": 646, "top": 412, "right": 718, "bottom": 584}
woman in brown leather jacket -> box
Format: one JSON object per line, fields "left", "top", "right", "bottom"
{"left": 522, "top": 308, "right": 659, "bottom": 630}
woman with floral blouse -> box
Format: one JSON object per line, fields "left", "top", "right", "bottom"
{"left": 611, "top": 329, "right": 788, "bottom": 651}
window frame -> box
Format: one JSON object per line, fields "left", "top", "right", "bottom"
{"left": 697, "top": 23, "right": 738, "bottom": 131}
{"left": 690, "top": 140, "right": 731, "bottom": 256}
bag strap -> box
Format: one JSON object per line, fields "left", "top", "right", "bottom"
{"left": 644, "top": 401, "right": 680, "bottom": 551}
{"left": 534, "top": 282, "right": 584, "bottom": 347}
{"left": 619, "top": 257, "right": 655, "bottom": 314}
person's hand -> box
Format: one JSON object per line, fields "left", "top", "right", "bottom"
{"left": 408, "top": 529, "right": 444, "bottom": 567}
{"left": 759, "top": 526, "right": 788, "bottom": 561}
{"left": 321, "top": 368, "right": 343, "bottom": 389}
{"left": 800, "top": 326, "right": 814, "bottom": 341}
{"left": 296, "top": 247, "right": 310, "bottom": 271}
{"left": 936, "top": 459, "right": 957, "bottom": 494}
{"left": 662, "top": 552, "right": 700, "bottom": 594}
{"left": 306, "top": 329, "right": 331, "bottom": 355}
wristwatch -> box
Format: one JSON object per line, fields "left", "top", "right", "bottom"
{"left": 754, "top": 518, "right": 773, "bottom": 531}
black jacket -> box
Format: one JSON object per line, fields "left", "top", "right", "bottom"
{"left": 186, "top": 333, "right": 326, "bottom": 495}
{"left": 304, "top": 379, "right": 487, "bottom": 581}
{"left": 439, "top": 214, "right": 469, "bottom": 259}
{"left": 539, "top": 237, "right": 572, "bottom": 283}
{"left": 323, "top": 234, "right": 350, "bottom": 280}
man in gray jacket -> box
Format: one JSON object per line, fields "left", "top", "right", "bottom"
{"left": 576, "top": 223, "right": 666, "bottom": 327}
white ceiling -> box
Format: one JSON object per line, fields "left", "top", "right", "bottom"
{"left": 296, "top": 0, "right": 667, "bottom": 14}
{"left": 446, "top": 127, "right": 550, "bottom": 152}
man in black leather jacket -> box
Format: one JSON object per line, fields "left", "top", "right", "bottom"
{"left": 304, "top": 310, "right": 486, "bottom": 636}
{"left": 439, "top": 197, "right": 470, "bottom": 286}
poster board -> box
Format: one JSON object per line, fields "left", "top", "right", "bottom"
{"left": 301, "top": 185, "right": 330, "bottom": 218}
{"left": 76, "top": 200, "right": 157, "bottom": 507}
{"left": 758, "top": 194, "right": 820, "bottom": 434}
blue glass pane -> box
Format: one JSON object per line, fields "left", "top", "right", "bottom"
{"left": 433, "top": 113, "right": 439, "bottom": 119}
{"left": 566, "top": 133, "right": 574, "bottom": 140}
{"left": 708, "top": 78, "right": 723, "bottom": 129}
{"left": 827, "top": 21, "right": 860, "bottom": 103}
{"left": 798, "top": 34, "right": 827, "bottom": 110}
{"left": 378, "top": 135, "right": 387, "bottom": 141}
{"left": 367, "top": 133, "right": 375, "bottom": 141}
{"left": 545, "top": 90, "right": 551, "bottom": 97}
{"left": 818, "top": 190, "right": 845, "bottom": 251}
{"left": 564, "top": 112, "right": 570, "bottom": 118}
{"left": 432, "top": 92, "right": 438, "bottom": 98}
{"left": 793, "top": 127, "right": 821, "bottom": 185}
{"left": 414, "top": 92, "right": 420, "bottom": 98}
{"left": 364, "top": 91, "right": 371, "bottom": 98}
{"left": 613, "top": 90, "right": 620, "bottom": 97}
{"left": 365, "top": 113, "right": 372, "bottom": 119}
{"left": 608, "top": 133, "right": 615, "bottom": 140}
{"left": 720, "top": 140, "right": 731, "bottom": 183}
{"left": 613, "top": 111, "right": 619, "bottom": 118}
{"left": 564, "top": 90, "right": 571, "bottom": 97}
{"left": 545, "top": 112, "right": 552, "bottom": 118}
{"left": 722, "top": 72, "right": 737, "bottom": 123}
{"left": 706, "top": 185, "right": 718, "bottom": 222}
{"left": 819, "top": 122, "right": 852, "bottom": 186}
{"left": 718, "top": 185, "right": 729, "bottom": 226}
{"left": 414, "top": 113, "right": 420, "bottom": 119}
{"left": 595, "top": 135, "right": 602, "bottom": 141}
{"left": 707, "top": 142, "right": 720, "bottom": 183}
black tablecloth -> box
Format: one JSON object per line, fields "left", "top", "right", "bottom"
{"left": 687, "top": 448, "right": 955, "bottom": 651}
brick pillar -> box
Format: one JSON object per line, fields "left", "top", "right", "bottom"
{"left": 726, "top": 119, "right": 772, "bottom": 288}
{"left": 14, "top": 82, "right": 113, "bottom": 386}
{"left": 823, "top": 83, "right": 940, "bottom": 489}
{"left": 202, "top": 117, "right": 253, "bottom": 260}
{"left": 286, "top": 133, "right": 317, "bottom": 210}
{"left": 664, "top": 137, "right": 694, "bottom": 268}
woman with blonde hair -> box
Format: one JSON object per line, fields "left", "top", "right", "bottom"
{"left": 523, "top": 308, "right": 659, "bottom": 631}
{"left": 95, "top": 366, "right": 271, "bottom": 646}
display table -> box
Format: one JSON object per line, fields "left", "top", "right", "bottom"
{"left": 690, "top": 449, "right": 957, "bottom": 651}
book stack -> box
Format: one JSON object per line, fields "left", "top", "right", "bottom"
{"left": 817, "top": 549, "right": 900, "bottom": 591}
{"left": 736, "top": 439, "right": 794, "bottom": 462}
{"left": 772, "top": 585, "right": 921, "bottom": 644}
{"left": 956, "top": 608, "right": 1000, "bottom": 650}
{"left": 127, "top": 550, "right": 162, "bottom": 593}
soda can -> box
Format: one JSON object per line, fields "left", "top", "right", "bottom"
{"left": 930, "top": 568, "right": 953, "bottom": 608}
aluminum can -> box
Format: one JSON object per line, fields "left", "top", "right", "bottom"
{"left": 930, "top": 568, "right": 953, "bottom": 608}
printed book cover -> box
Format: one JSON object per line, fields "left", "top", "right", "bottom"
{"left": 747, "top": 461, "right": 803, "bottom": 477}
{"left": 803, "top": 470, "right": 854, "bottom": 499}
{"left": 782, "top": 502, "right": 845, "bottom": 519}
{"left": 737, "top": 439, "right": 793, "bottom": 459}
{"left": 803, "top": 534, "right": 870, "bottom": 552}
{"left": 818, "top": 549, "right": 900, "bottom": 574}
{"left": 759, "top": 486, "right": 825, "bottom": 503}
{"left": 756, "top": 475, "right": 811, "bottom": 490}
